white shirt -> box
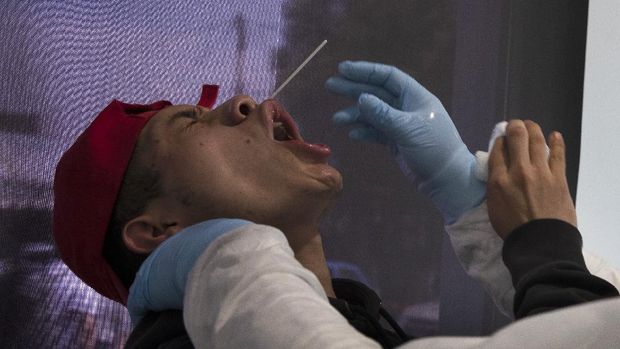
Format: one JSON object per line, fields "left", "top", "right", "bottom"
{"left": 183, "top": 203, "right": 620, "bottom": 348}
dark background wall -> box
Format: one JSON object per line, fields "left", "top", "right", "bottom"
{"left": 439, "top": 0, "right": 588, "bottom": 335}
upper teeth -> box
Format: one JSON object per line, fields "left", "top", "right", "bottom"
{"left": 273, "top": 121, "right": 292, "bottom": 140}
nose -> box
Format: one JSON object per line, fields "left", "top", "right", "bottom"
{"left": 225, "top": 95, "right": 257, "bottom": 125}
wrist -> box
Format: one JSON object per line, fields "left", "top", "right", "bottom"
{"left": 418, "top": 151, "right": 486, "bottom": 224}
{"left": 502, "top": 219, "right": 584, "bottom": 285}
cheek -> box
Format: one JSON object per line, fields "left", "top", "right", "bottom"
{"left": 174, "top": 132, "right": 297, "bottom": 194}
{"left": 174, "top": 138, "right": 263, "bottom": 187}
{"left": 214, "top": 136, "right": 275, "bottom": 170}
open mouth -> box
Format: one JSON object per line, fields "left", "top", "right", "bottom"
{"left": 273, "top": 121, "right": 293, "bottom": 141}
{"left": 268, "top": 101, "right": 303, "bottom": 142}
{"left": 264, "top": 100, "right": 332, "bottom": 162}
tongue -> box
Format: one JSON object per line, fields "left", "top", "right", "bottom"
{"left": 282, "top": 140, "right": 332, "bottom": 161}
{"left": 307, "top": 142, "right": 330, "bottom": 151}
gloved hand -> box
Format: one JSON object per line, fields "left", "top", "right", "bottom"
{"left": 325, "top": 61, "right": 485, "bottom": 224}
{"left": 127, "top": 218, "right": 252, "bottom": 325}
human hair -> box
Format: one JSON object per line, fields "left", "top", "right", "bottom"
{"left": 103, "top": 137, "right": 161, "bottom": 290}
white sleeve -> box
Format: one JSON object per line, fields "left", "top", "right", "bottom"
{"left": 583, "top": 249, "right": 620, "bottom": 289}
{"left": 444, "top": 201, "right": 515, "bottom": 316}
{"left": 182, "top": 222, "right": 620, "bottom": 349}
{"left": 445, "top": 201, "right": 620, "bottom": 316}
{"left": 182, "top": 224, "right": 381, "bottom": 349}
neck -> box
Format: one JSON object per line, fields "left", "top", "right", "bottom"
{"left": 285, "top": 225, "right": 335, "bottom": 298}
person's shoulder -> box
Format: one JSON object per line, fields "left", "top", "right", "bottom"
{"left": 330, "top": 278, "right": 411, "bottom": 346}
{"left": 331, "top": 278, "right": 382, "bottom": 313}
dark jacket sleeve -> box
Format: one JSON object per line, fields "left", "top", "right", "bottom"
{"left": 502, "top": 219, "right": 619, "bottom": 319}
{"left": 125, "top": 310, "right": 193, "bottom": 349}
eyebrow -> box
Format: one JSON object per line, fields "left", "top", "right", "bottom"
{"left": 166, "top": 108, "right": 197, "bottom": 127}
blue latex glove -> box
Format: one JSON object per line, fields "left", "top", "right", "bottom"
{"left": 127, "top": 218, "right": 252, "bottom": 325}
{"left": 325, "top": 61, "right": 485, "bottom": 224}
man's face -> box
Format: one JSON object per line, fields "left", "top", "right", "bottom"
{"left": 141, "top": 95, "right": 343, "bottom": 230}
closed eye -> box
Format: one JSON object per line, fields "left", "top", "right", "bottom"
{"left": 176, "top": 109, "right": 200, "bottom": 130}
{"left": 182, "top": 109, "right": 198, "bottom": 121}
{"left": 183, "top": 120, "right": 197, "bottom": 131}
{"left": 168, "top": 108, "right": 198, "bottom": 126}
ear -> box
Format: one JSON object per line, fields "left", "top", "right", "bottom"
{"left": 121, "top": 215, "right": 181, "bottom": 254}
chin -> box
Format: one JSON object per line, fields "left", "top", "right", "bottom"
{"left": 314, "top": 171, "right": 344, "bottom": 213}
{"left": 312, "top": 163, "right": 343, "bottom": 194}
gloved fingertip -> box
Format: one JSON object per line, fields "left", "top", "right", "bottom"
{"left": 358, "top": 92, "right": 372, "bottom": 103}
{"left": 349, "top": 127, "right": 379, "bottom": 142}
{"left": 338, "top": 60, "right": 352, "bottom": 73}
{"left": 324, "top": 77, "right": 342, "bottom": 93}
{"left": 358, "top": 94, "right": 382, "bottom": 111}
{"left": 324, "top": 82, "right": 332, "bottom": 92}
{"left": 348, "top": 129, "right": 364, "bottom": 140}
{"left": 332, "top": 112, "right": 353, "bottom": 124}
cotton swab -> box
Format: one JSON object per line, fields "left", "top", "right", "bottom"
{"left": 270, "top": 40, "right": 328, "bottom": 99}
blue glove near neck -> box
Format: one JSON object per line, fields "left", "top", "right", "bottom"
{"left": 127, "top": 218, "right": 252, "bottom": 326}
{"left": 326, "top": 61, "right": 485, "bottom": 224}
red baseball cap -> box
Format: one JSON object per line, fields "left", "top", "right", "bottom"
{"left": 53, "top": 85, "right": 219, "bottom": 305}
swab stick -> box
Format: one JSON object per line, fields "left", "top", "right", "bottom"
{"left": 270, "top": 40, "right": 328, "bottom": 99}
